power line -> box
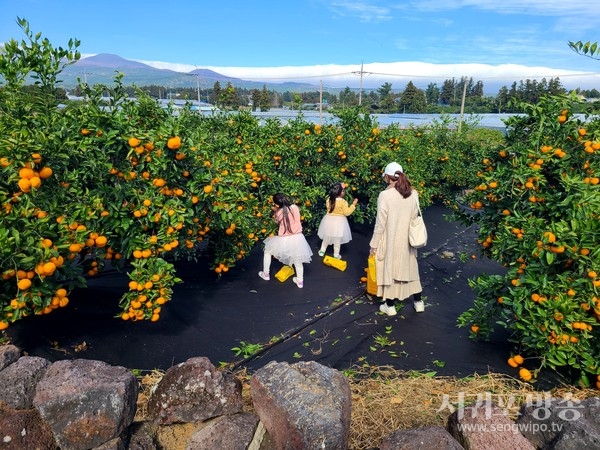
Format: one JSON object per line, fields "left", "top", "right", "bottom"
{"left": 230, "top": 71, "right": 356, "bottom": 80}
{"left": 210, "top": 69, "right": 600, "bottom": 83}
{"left": 368, "top": 71, "right": 600, "bottom": 80}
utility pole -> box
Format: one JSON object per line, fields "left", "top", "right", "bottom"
{"left": 359, "top": 63, "right": 363, "bottom": 106}
{"left": 194, "top": 66, "right": 201, "bottom": 106}
{"left": 319, "top": 80, "right": 323, "bottom": 123}
{"left": 458, "top": 79, "right": 468, "bottom": 132}
{"left": 197, "top": 75, "right": 201, "bottom": 105}
{"left": 351, "top": 62, "right": 370, "bottom": 106}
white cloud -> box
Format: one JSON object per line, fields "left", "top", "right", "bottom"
{"left": 330, "top": 1, "right": 393, "bottom": 22}
{"left": 135, "top": 59, "right": 600, "bottom": 92}
{"left": 409, "top": 0, "right": 599, "bottom": 16}
{"left": 134, "top": 59, "right": 197, "bottom": 73}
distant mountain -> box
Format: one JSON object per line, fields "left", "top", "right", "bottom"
{"left": 73, "top": 53, "right": 154, "bottom": 70}
{"left": 188, "top": 67, "right": 248, "bottom": 85}
{"left": 189, "top": 67, "right": 236, "bottom": 79}
{"left": 57, "top": 53, "right": 319, "bottom": 92}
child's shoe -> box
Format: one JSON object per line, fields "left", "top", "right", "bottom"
{"left": 292, "top": 277, "right": 304, "bottom": 288}
{"left": 333, "top": 254, "right": 341, "bottom": 259}
{"left": 258, "top": 271, "right": 270, "bottom": 281}
{"left": 318, "top": 250, "right": 325, "bottom": 257}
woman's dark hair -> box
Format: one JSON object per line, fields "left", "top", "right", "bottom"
{"left": 386, "top": 171, "right": 413, "bottom": 198}
{"left": 273, "top": 193, "right": 295, "bottom": 234}
{"left": 327, "top": 182, "right": 344, "bottom": 213}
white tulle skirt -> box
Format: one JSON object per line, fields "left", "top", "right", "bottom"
{"left": 263, "top": 233, "right": 313, "bottom": 266}
{"left": 317, "top": 215, "right": 353, "bottom": 245}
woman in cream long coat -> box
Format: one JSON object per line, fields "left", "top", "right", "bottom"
{"left": 369, "top": 162, "right": 424, "bottom": 316}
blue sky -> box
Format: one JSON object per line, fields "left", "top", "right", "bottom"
{"left": 2, "top": 0, "right": 600, "bottom": 91}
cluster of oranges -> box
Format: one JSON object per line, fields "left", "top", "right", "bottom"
{"left": 557, "top": 110, "right": 568, "bottom": 124}
{"left": 530, "top": 293, "right": 548, "bottom": 304}
{"left": 588, "top": 270, "right": 600, "bottom": 288}
{"left": 583, "top": 139, "right": 600, "bottom": 154}
{"left": 0, "top": 264, "right": 71, "bottom": 329}
{"left": 124, "top": 276, "right": 168, "bottom": 322}
{"left": 547, "top": 329, "right": 579, "bottom": 346}
{"left": 214, "top": 263, "right": 229, "bottom": 274}
{"left": 15, "top": 160, "right": 52, "bottom": 194}
{"left": 507, "top": 354, "right": 532, "bottom": 381}
{"left": 244, "top": 162, "right": 262, "bottom": 188}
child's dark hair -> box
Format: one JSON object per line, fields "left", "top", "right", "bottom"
{"left": 273, "top": 193, "right": 296, "bottom": 233}
{"left": 327, "top": 182, "right": 345, "bottom": 213}
{"left": 387, "top": 171, "right": 414, "bottom": 198}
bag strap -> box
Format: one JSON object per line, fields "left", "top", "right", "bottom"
{"left": 414, "top": 192, "right": 422, "bottom": 217}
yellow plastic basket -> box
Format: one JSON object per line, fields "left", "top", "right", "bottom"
{"left": 367, "top": 255, "right": 377, "bottom": 295}
{"left": 323, "top": 255, "right": 347, "bottom": 271}
{"left": 274, "top": 265, "right": 295, "bottom": 282}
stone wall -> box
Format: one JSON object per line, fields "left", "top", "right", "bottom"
{"left": 1, "top": 344, "right": 599, "bottom": 450}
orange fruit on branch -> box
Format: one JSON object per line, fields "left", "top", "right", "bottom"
{"left": 29, "top": 177, "right": 41, "bottom": 189}
{"left": 17, "top": 278, "right": 32, "bottom": 290}
{"left": 128, "top": 137, "right": 141, "bottom": 147}
{"left": 17, "top": 178, "right": 32, "bottom": 192}
{"left": 519, "top": 368, "right": 532, "bottom": 381}
{"left": 167, "top": 136, "right": 181, "bottom": 150}
{"left": 38, "top": 167, "right": 53, "bottom": 179}
{"left": 68, "top": 243, "right": 83, "bottom": 253}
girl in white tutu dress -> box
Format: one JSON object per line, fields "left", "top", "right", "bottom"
{"left": 258, "top": 193, "right": 313, "bottom": 288}
{"left": 317, "top": 182, "right": 358, "bottom": 259}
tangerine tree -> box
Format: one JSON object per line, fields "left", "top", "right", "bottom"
{"left": 457, "top": 93, "right": 600, "bottom": 386}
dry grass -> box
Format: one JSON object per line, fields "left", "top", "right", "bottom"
{"left": 133, "top": 365, "right": 599, "bottom": 450}
{"left": 347, "top": 367, "right": 534, "bottom": 449}
{"left": 134, "top": 368, "right": 166, "bottom": 422}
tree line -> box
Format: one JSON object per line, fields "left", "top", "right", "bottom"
{"left": 65, "top": 76, "right": 600, "bottom": 115}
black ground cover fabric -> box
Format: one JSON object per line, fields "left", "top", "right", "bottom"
{"left": 8, "top": 204, "right": 516, "bottom": 378}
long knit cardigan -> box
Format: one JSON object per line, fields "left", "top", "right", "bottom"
{"left": 369, "top": 187, "right": 421, "bottom": 287}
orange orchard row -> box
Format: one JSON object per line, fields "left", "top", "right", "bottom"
{"left": 1, "top": 104, "right": 498, "bottom": 331}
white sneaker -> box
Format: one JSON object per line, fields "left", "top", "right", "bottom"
{"left": 379, "top": 303, "right": 397, "bottom": 316}
{"left": 292, "top": 277, "right": 304, "bottom": 288}
{"left": 413, "top": 300, "right": 425, "bottom": 313}
{"left": 258, "top": 271, "right": 270, "bottom": 281}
